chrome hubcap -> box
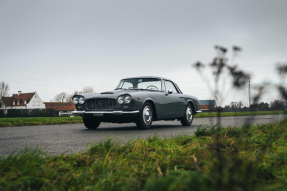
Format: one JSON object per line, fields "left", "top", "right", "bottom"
{"left": 186, "top": 107, "right": 193, "bottom": 122}
{"left": 143, "top": 106, "right": 152, "bottom": 125}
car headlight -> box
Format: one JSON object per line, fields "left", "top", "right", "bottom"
{"left": 117, "top": 96, "right": 124, "bottom": 104}
{"left": 124, "top": 96, "right": 132, "bottom": 104}
{"left": 79, "top": 97, "right": 85, "bottom": 104}
{"left": 73, "top": 97, "right": 79, "bottom": 104}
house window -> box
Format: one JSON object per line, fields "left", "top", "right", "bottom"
{"left": 37, "top": 101, "right": 40, "bottom": 106}
{"left": 32, "top": 101, "right": 35, "bottom": 106}
{"left": 17, "top": 101, "right": 20, "bottom": 105}
{"left": 13, "top": 101, "right": 15, "bottom": 105}
{"left": 24, "top": 100, "right": 26, "bottom": 104}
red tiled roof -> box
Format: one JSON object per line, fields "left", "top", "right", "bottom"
{"left": 11, "top": 92, "right": 35, "bottom": 106}
{"left": 1, "top": 92, "right": 35, "bottom": 106}
{"left": 45, "top": 102, "right": 75, "bottom": 111}
{"left": 199, "top": 105, "right": 214, "bottom": 110}
{"left": 1, "top": 97, "right": 14, "bottom": 106}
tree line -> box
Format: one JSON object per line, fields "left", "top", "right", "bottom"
{"left": 51, "top": 86, "right": 95, "bottom": 102}
{"left": 0, "top": 82, "right": 95, "bottom": 104}
{"left": 0, "top": 81, "right": 10, "bottom": 98}
{"left": 225, "top": 100, "right": 286, "bottom": 111}
{"left": 0, "top": 81, "right": 10, "bottom": 108}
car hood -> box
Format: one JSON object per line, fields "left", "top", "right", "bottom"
{"left": 76, "top": 89, "right": 157, "bottom": 99}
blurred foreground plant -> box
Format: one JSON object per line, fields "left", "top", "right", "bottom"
{"left": 193, "top": 46, "right": 287, "bottom": 125}
{"left": 193, "top": 46, "right": 250, "bottom": 125}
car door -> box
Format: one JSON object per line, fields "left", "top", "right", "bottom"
{"left": 163, "top": 80, "right": 184, "bottom": 118}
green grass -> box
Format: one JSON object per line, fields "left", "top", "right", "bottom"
{"left": 0, "top": 110, "right": 286, "bottom": 127}
{"left": 195, "top": 110, "right": 287, "bottom": 118}
{"left": 1, "top": 119, "right": 287, "bottom": 190}
{"left": 0, "top": 116, "right": 83, "bottom": 127}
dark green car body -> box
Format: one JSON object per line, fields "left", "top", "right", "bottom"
{"left": 72, "top": 77, "right": 201, "bottom": 125}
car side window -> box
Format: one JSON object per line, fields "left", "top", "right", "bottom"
{"left": 165, "top": 81, "right": 179, "bottom": 93}
{"left": 121, "top": 82, "right": 133, "bottom": 89}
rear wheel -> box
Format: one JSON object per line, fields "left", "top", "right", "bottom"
{"left": 136, "top": 102, "right": 153, "bottom": 129}
{"left": 83, "top": 118, "right": 101, "bottom": 129}
{"left": 180, "top": 103, "right": 194, "bottom": 126}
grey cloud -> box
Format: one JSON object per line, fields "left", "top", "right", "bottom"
{"left": 0, "top": 0, "right": 286, "bottom": 103}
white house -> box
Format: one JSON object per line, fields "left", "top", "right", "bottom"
{"left": 0, "top": 91, "right": 45, "bottom": 109}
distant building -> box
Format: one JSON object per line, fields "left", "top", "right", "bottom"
{"left": 0, "top": 91, "right": 45, "bottom": 109}
{"left": 199, "top": 100, "right": 217, "bottom": 111}
{"left": 45, "top": 102, "right": 75, "bottom": 116}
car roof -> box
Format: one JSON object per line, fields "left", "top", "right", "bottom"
{"left": 121, "top": 76, "right": 172, "bottom": 81}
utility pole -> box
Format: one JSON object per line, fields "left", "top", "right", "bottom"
{"left": 248, "top": 76, "right": 251, "bottom": 107}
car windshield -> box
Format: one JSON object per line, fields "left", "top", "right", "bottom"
{"left": 115, "top": 78, "right": 162, "bottom": 91}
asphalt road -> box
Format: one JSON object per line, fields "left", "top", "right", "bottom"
{"left": 1, "top": 114, "right": 286, "bottom": 156}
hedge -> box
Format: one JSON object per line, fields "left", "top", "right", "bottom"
{"left": 1, "top": 109, "right": 58, "bottom": 118}
{"left": 0, "top": 110, "right": 4, "bottom": 117}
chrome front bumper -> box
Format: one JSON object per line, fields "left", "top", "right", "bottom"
{"left": 72, "top": 110, "right": 139, "bottom": 116}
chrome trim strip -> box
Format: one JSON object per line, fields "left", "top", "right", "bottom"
{"left": 196, "top": 110, "right": 202, "bottom": 113}
{"left": 85, "top": 111, "right": 113, "bottom": 114}
{"left": 72, "top": 111, "right": 85, "bottom": 114}
{"left": 74, "top": 110, "right": 140, "bottom": 115}
{"left": 113, "top": 111, "right": 123, "bottom": 115}
{"left": 122, "top": 111, "right": 139, "bottom": 114}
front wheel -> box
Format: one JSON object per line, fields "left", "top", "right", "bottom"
{"left": 136, "top": 102, "right": 153, "bottom": 129}
{"left": 180, "top": 103, "right": 194, "bottom": 126}
{"left": 83, "top": 118, "right": 101, "bottom": 129}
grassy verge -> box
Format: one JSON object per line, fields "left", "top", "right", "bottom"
{"left": 1, "top": 119, "right": 287, "bottom": 190}
{"left": 0, "top": 116, "right": 83, "bottom": 127}
{"left": 195, "top": 110, "right": 287, "bottom": 118}
{"left": 0, "top": 110, "right": 286, "bottom": 127}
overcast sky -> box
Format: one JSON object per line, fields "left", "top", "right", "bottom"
{"left": 0, "top": 0, "right": 286, "bottom": 106}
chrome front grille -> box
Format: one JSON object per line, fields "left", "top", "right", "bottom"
{"left": 87, "top": 98, "right": 117, "bottom": 110}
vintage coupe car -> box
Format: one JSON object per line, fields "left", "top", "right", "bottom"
{"left": 72, "top": 77, "right": 201, "bottom": 129}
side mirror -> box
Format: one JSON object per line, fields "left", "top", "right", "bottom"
{"left": 168, "top": 89, "right": 173, "bottom": 94}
